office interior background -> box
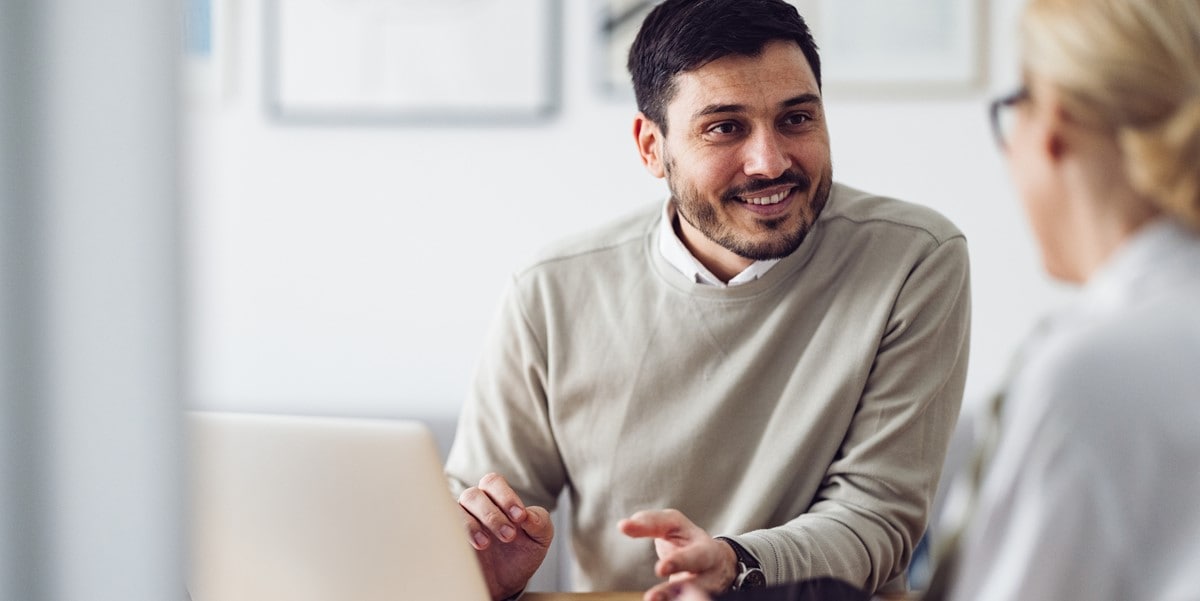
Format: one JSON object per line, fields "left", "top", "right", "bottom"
{"left": 2, "top": 0, "right": 1073, "bottom": 599}
{"left": 190, "top": 0, "right": 1070, "bottom": 420}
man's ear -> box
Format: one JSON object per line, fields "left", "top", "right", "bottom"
{"left": 633, "top": 112, "right": 666, "bottom": 179}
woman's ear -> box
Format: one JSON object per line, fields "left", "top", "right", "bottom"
{"left": 1038, "top": 86, "right": 1073, "bottom": 163}
{"left": 633, "top": 113, "right": 666, "bottom": 179}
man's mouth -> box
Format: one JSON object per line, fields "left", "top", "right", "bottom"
{"left": 738, "top": 188, "right": 793, "bottom": 206}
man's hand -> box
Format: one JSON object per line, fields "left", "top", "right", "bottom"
{"left": 673, "top": 583, "right": 715, "bottom": 601}
{"left": 638, "top": 582, "right": 715, "bottom": 601}
{"left": 619, "top": 509, "right": 738, "bottom": 601}
{"left": 458, "top": 473, "right": 554, "bottom": 601}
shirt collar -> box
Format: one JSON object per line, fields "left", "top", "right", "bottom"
{"left": 1077, "top": 217, "right": 1200, "bottom": 318}
{"left": 657, "top": 200, "right": 781, "bottom": 287}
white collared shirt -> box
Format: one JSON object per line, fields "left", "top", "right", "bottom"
{"left": 657, "top": 200, "right": 781, "bottom": 287}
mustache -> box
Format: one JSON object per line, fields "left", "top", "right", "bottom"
{"left": 722, "top": 170, "right": 811, "bottom": 202}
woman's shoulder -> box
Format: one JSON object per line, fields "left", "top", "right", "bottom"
{"left": 1009, "top": 300, "right": 1200, "bottom": 442}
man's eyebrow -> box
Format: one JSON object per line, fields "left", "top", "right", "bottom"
{"left": 781, "top": 93, "right": 822, "bottom": 108}
{"left": 691, "top": 93, "right": 823, "bottom": 121}
{"left": 692, "top": 103, "right": 746, "bottom": 120}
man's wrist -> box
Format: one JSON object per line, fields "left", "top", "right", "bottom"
{"left": 716, "top": 536, "right": 766, "bottom": 591}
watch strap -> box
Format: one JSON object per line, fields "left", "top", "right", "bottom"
{"left": 716, "top": 536, "right": 765, "bottom": 590}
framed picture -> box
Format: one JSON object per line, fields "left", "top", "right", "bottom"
{"left": 265, "top": 0, "right": 561, "bottom": 125}
{"left": 184, "top": 0, "right": 231, "bottom": 103}
{"left": 803, "top": 0, "right": 986, "bottom": 95}
{"left": 595, "top": 0, "right": 986, "bottom": 99}
{"left": 595, "top": 0, "right": 658, "bottom": 98}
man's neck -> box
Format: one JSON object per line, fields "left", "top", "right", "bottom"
{"left": 673, "top": 212, "right": 753, "bottom": 284}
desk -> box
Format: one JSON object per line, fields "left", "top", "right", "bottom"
{"left": 524, "top": 594, "right": 641, "bottom": 601}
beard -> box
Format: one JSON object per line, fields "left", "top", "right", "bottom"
{"left": 665, "top": 155, "right": 833, "bottom": 261}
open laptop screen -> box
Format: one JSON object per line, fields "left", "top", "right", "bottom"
{"left": 187, "top": 412, "right": 489, "bottom": 601}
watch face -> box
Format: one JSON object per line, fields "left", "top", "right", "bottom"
{"left": 742, "top": 567, "right": 766, "bottom": 589}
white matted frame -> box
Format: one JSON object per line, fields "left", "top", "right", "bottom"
{"left": 595, "top": 0, "right": 657, "bottom": 98}
{"left": 800, "top": 0, "right": 987, "bottom": 95}
{"left": 595, "top": 0, "right": 986, "bottom": 100}
{"left": 184, "top": 0, "right": 233, "bottom": 104}
{"left": 265, "top": 0, "right": 561, "bottom": 125}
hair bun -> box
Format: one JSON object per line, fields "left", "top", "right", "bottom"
{"left": 1121, "top": 95, "right": 1200, "bottom": 229}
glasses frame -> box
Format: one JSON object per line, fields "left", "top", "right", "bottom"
{"left": 989, "top": 86, "right": 1031, "bottom": 150}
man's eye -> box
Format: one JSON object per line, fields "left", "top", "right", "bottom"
{"left": 707, "top": 122, "right": 740, "bottom": 135}
{"left": 783, "top": 113, "right": 812, "bottom": 126}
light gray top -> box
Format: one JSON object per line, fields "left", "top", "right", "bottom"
{"left": 951, "top": 218, "right": 1200, "bottom": 601}
{"left": 447, "top": 182, "right": 971, "bottom": 593}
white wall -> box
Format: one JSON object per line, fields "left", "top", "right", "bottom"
{"left": 187, "top": 0, "right": 1073, "bottom": 420}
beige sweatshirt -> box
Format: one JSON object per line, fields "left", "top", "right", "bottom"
{"left": 446, "top": 182, "right": 971, "bottom": 594}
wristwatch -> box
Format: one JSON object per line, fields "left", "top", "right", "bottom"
{"left": 717, "top": 537, "right": 766, "bottom": 591}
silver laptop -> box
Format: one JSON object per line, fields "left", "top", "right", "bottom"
{"left": 187, "top": 412, "right": 490, "bottom": 601}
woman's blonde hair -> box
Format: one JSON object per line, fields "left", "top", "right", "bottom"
{"left": 1022, "top": 0, "right": 1200, "bottom": 229}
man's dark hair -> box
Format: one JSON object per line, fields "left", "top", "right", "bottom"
{"left": 627, "top": 0, "right": 821, "bottom": 131}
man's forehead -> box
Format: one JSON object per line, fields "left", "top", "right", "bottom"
{"left": 668, "top": 49, "right": 820, "bottom": 116}
{"left": 680, "top": 68, "right": 816, "bottom": 98}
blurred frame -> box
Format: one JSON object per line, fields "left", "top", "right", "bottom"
{"left": 595, "top": 0, "right": 657, "bottom": 99}
{"left": 808, "top": 0, "right": 987, "bottom": 96}
{"left": 184, "top": 0, "right": 233, "bottom": 104}
{"left": 595, "top": 0, "right": 986, "bottom": 100}
{"left": 265, "top": 0, "right": 562, "bottom": 125}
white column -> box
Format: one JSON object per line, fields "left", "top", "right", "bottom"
{"left": 0, "top": 1, "right": 183, "bottom": 600}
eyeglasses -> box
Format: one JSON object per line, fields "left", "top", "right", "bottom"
{"left": 989, "top": 86, "right": 1030, "bottom": 150}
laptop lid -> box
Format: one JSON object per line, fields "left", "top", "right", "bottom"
{"left": 187, "top": 412, "right": 489, "bottom": 601}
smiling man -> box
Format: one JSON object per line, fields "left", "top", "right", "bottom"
{"left": 445, "top": 1, "right": 971, "bottom": 600}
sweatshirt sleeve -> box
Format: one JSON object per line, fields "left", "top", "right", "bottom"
{"left": 731, "top": 235, "right": 971, "bottom": 593}
{"left": 443, "top": 275, "right": 566, "bottom": 511}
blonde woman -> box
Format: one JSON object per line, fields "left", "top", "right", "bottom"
{"left": 947, "top": 0, "right": 1200, "bottom": 599}
{"left": 668, "top": 0, "right": 1200, "bottom": 600}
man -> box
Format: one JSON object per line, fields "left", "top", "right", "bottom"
{"left": 446, "top": 1, "right": 970, "bottom": 600}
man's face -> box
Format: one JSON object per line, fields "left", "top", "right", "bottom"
{"left": 635, "top": 40, "right": 833, "bottom": 271}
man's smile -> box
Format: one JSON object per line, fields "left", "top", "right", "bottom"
{"left": 737, "top": 187, "right": 793, "bottom": 205}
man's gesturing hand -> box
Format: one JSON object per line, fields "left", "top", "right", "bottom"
{"left": 619, "top": 509, "right": 739, "bottom": 601}
{"left": 458, "top": 473, "right": 554, "bottom": 601}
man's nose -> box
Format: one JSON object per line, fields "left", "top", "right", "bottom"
{"left": 742, "top": 130, "right": 792, "bottom": 179}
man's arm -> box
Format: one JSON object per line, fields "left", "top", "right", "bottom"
{"left": 445, "top": 277, "right": 568, "bottom": 599}
{"left": 445, "top": 276, "right": 566, "bottom": 506}
{"left": 729, "top": 236, "right": 971, "bottom": 592}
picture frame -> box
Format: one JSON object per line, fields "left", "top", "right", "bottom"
{"left": 595, "top": 0, "right": 986, "bottom": 99}
{"left": 184, "top": 0, "right": 230, "bottom": 104}
{"left": 265, "top": 0, "right": 562, "bottom": 125}
{"left": 595, "top": 0, "right": 658, "bottom": 99}
{"left": 802, "top": 0, "right": 987, "bottom": 95}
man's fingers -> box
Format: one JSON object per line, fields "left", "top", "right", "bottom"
{"left": 673, "top": 583, "right": 714, "bottom": 601}
{"left": 459, "top": 486, "right": 516, "bottom": 541}
{"left": 476, "top": 472, "right": 528, "bottom": 523}
{"left": 457, "top": 505, "right": 493, "bottom": 551}
{"left": 518, "top": 505, "right": 555, "bottom": 546}
{"left": 619, "top": 508, "right": 693, "bottom": 539}
{"left": 655, "top": 541, "right": 720, "bottom": 578}
{"left": 457, "top": 472, "right": 531, "bottom": 546}
{"left": 641, "top": 577, "right": 697, "bottom": 601}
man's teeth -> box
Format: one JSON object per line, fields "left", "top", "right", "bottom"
{"left": 742, "top": 190, "right": 790, "bottom": 205}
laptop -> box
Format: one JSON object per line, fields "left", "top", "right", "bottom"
{"left": 187, "top": 411, "right": 490, "bottom": 601}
